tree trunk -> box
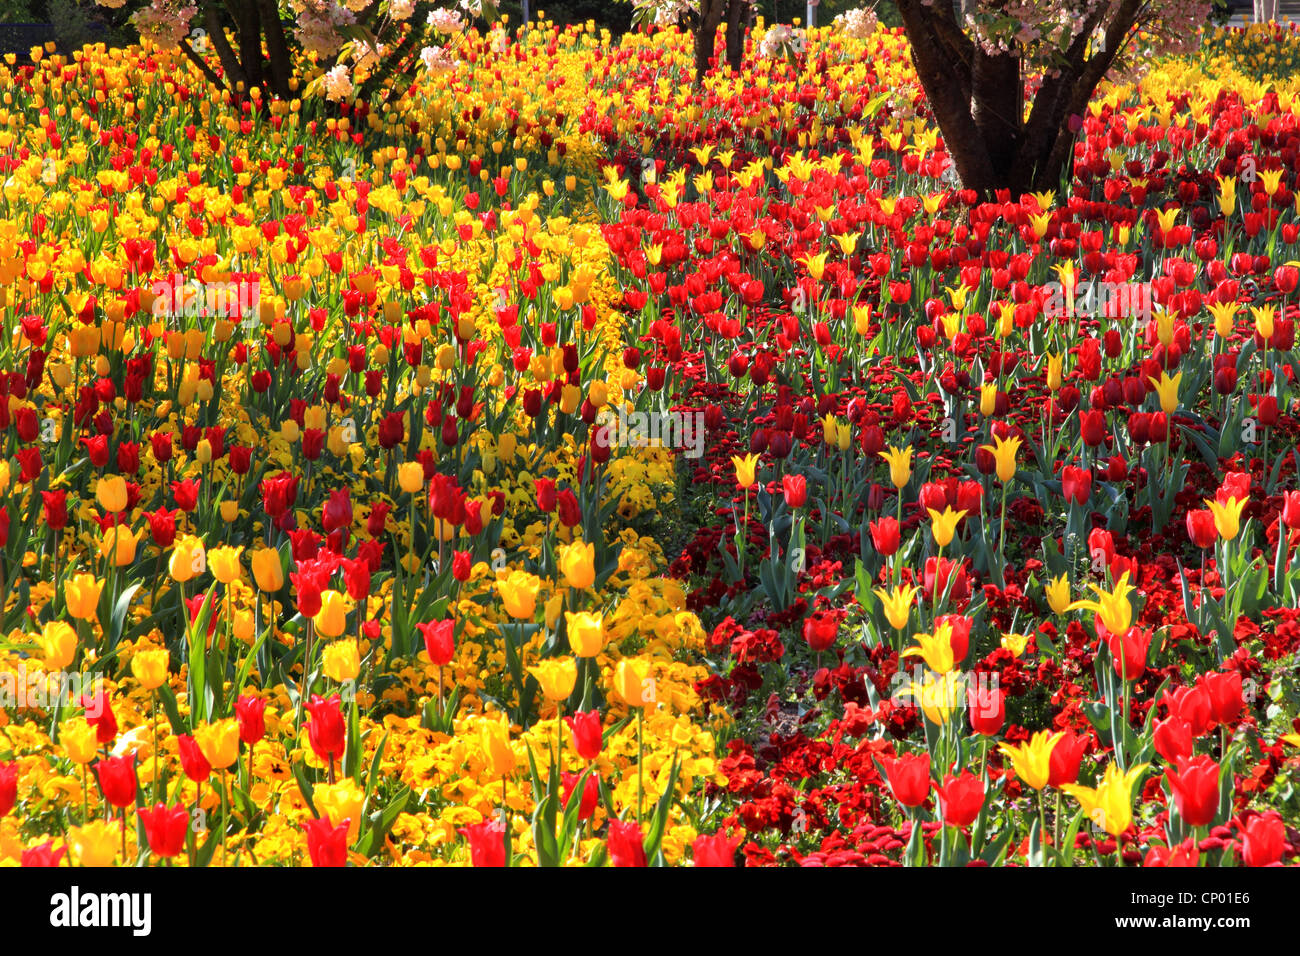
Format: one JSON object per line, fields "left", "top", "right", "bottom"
{"left": 232, "top": 0, "right": 266, "bottom": 96}
{"left": 724, "top": 0, "right": 748, "bottom": 73}
{"left": 256, "top": 0, "right": 293, "bottom": 99}
{"left": 694, "top": 0, "right": 726, "bottom": 85}
{"left": 971, "top": 48, "right": 1021, "bottom": 187}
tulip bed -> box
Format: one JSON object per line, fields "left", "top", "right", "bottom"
{"left": 0, "top": 18, "right": 1298, "bottom": 868}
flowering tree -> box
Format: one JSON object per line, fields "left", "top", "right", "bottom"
{"left": 894, "top": 0, "right": 1210, "bottom": 195}
{"left": 94, "top": 0, "right": 493, "bottom": 102}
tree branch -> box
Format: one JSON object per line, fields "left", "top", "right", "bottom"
{"left": 177, "top": 36, "right": 226, "bottom": 91}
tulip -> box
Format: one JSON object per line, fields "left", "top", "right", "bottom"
{"left": 94, "top": 755, "right": 138, "bottom": 809}
{"left": 1063, "top": 762, "right": 1148, "bottom": 838}
{"left": 782, "top": 473, "right": 807, "bottom": 508}
{"left": 879, "top": 444, "right": 913, "bottom": 489}
{"left": 1199, "top": 670, "right": 1242, "bottom": 726}
{"left": 418, "top": 619, "right": 456, "bottom": 666}
{"left": 1068, "top": 571, "right": 1134, "bottom": 636}
{"left": 194, "top": 719, "right": 240, "bottom": 770}
{"left": 305, "top": 695, "right": 347, "bottom": 764}
{"left": 313, "top": 589, "right": 349, "bottom": 639}
{"left": 64, "top": 573, "right": 104, "bottom": 621}
{"left": 607, "top": 819, "right": 648, "bottom": 867}
{"left": 304, "top": 815, "right": 351, "bottom": 867}
{"left": 557, "top": 540, "right": 596, "bottom": 590}
{"left": 169, "top": 535, "right": 206, "bottom": 582}
{"left": 397, "top": 461, "right": 424, "bottom": 494}
{"left": 1204, "top": 495, "right": 1247, "bottom": 540}
{"left": 60, "top": 717, "right": 99, "bottom": 765}
{"left": 873, "top": 584, "right": 918, "bottom": 630}
{"left": 731, "top": 452, "right": 759, "bottom": 489}
{"left": 477, "top": 712, "right": 516, "bottom": 778}
{"left": 926, "top": 506, "right": 967, "bottom": 548}
{"left": 868, "top": 516, "right": 900, "bottom": 556}
{"left": 1147, "top": 370, "right": 1181, "bottom": 414}
{"left": 980, "top": 433, "right": 1022, "bottom": 483}
{"left": 67, "top": 819, "right": 121, "bottom": 867}
{"left": 176, "top": 735, "right": 212, "bottom": 783}
{"left": 314, "top": 780, "right": 364, "bottom": 845}
{"left": 208, "top": 545, "right": 244, "bottom": 584}
{"left": 529, "top": 658, "right": 578, "bottom": 703}
{"left": 21, "top": 842, "right": 67, "bottom": 867}
{"left": 564, "top": 710, "right": 603, "bottom": 761}
{"left": 614, "top": 658, "right": 653, "bottom": 708}
{"left": 1240, "top": 813, "right": 1285, "bottom": 866}
{"left": 1106, "top": 626, "right": 1152, "bottom": 682}
{"left": 1145, "top": 839, "right": 1200, "bottom": 868}
{"left": 967, "top": 682, "right": 1005, "bottom": 736}
{"left": 1165, "top": 755, "right": 1220, "bottom": 828}
{"left": 1185, "top": 509, "right": 1217, "bottom": 549}
{"left": 496, "top": 570, "right": 539, "bottom": 620}
{"left": 38, "top": 621, "right": 78, "bottom": 671}
{"left": 96, "top": 475, "right": 128, "bottom": 514}
{"left": 250, "top": 547, "right": 285, "bottom": 592}
{"left": 1060, "top": 466, "right": 1091, "bottom": 505}
{"left": 1047, "top": 730, "right": 1087, "bottom": 787}
{"left": 0, "top": 762, "right": 17, "bottom": 818}
{"left": 130, "top": 647, "right": 169, "bottom": 690}
{"left": 901, "top": 624, "right": 956, "bottom": 674}
{"left": 458, "top": 818, "right": 507, "bottom": 867}
{"left": 998, "top": 730, "right": 1065, "bottom": 790}
{"left": 1045, "top": 573, "right": 1071, "bottom": 614}
{"left": 138, "top": 803, "right": 189, "bottom": 858}
{"left": 934, "top": 770, "right": 985, "bottom": 827}
{"left": 898, "top": 670, "right": 963, "bottom": 726}
{"left": 323, "top": 640, "right": 361, "bottom": 683}
{"left": 234, "top": 695, "right": 267, "bottom": 745}
{"left": 880, "top": 752, "right": 930, "bottom": 808}
{"left": 100, "top": 525, "right": 139, "bottom": 567}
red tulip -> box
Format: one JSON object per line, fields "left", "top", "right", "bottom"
{"left": 1153, "top": 716, "right": 1194, "bottom": 765}
{"left": 40, "top": 490, "right": 68, "bottom": 530}
{"left": 692, "top": 830, "right": 740, "bottom": 867}
{"left": 1163, "top": 684, "right": 1215, "bottom": 737}
{"left": 0, "top": 762, "right": 17, "bottom": 817}
{"left": 1165, "top": 755, "right": 1220, "bottom": 827}
{"left": 967, "top": 682, "right": 1004, "bottom": 736}
{"left": 607, "top": 820, "right": 647, "bottom": 867}
{"left": 1282, "top": 490, "right": 1300, "bottom": 529}
{"left": 1061, "top": 465, "right": 1091, "bottom": 505}
{"left": 535, "top": 478, "right": 557, "bottom": 513}
{"left": 802, "top": 611, "right": 838, "bottom": 652}
{"left": 458, "top": 818, "right": 507, "bottom": 867}
{"left": 21, "top": 841, "right": 66, "bottom": 867}
{"left": 934, "top": 614, "right": 972, "bottom": 663}
{"left": 234, "top": 695, "right": 267, "bottom": 745}
{"left": 564, "top": 710, "right": 603, "bottom": 761}
{"left": 1047, "top": 730, "right": 1087, "bottom": 787}
{"left": 1106, "top": 627, "right": 1151, "bottom": 681}
{"left": 1145, "top": 838, "right": 1199, "bottom": 867}
{"left": 934, "top": 770, "right": 985, "bottom": 827}
{"left": 177, "top": 734, "right": 211, "bottom": 782}
{"left": 305, "top": 694, "right": 347, "bottom": 763}
{"left": 94, "top": 755, "right": 138, "bottom": 809}
{"left": 1198, "top": 670, "right": 1242, "bottom": 727}
{"left": 869, "top": 516, "right": 900, "bottom": 556}
{"left": 1185, "top": 509, "right": 1217, "bottom": 549}
{"left": 81, "top": 691, "right": 117, "bottom": 744}
{"left": 418, "top": 619, "right": 456, "bottom": 666}
{"left": 137, "top": 803, "right": 189, "bottom": 858}
{"left": 304, "top": 814, "right": 351, "bottom": 867}
{"left": 1240, "top": 813, "right": 1285, "bottom": 866}
{"left": 782, "top": 474, "right": 807, "bottom": 508}
{"left": 560, "top": 771, "right": 599, "bottom": 821}
{"left": 880, "top": 752, "right": 930, "bottom": 808}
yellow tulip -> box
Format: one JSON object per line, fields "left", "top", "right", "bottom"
{"left": 732, "top": 453, "right": 760, "bottom": 490}
{"left": 873, "top": 584, "right": 919, "bottom": 630}
{"left": 1000, "top": 633, "right": 1030, "bottom": 657}
{"left": 208, "top": 545, "right": 244, "bottom": 585}
{"left": 131, "top": 647, "right": 169, "bottom": 691}
{"left": 898, "top": 670, "right": 963, "bottom": 726}
{"left": 1146, "top": 371, "right": 1181, "bottom": 415}
{"left": 95, "top": 475, "right": 127, "bottom": 514}
{"left": 565, "top": 611, "right": 604, "bottom": 658}
{"left": 68, "top": 819, "right": 120, "bottom": 867}
{"left": 998, "top": 730, "right": 1065, "bottom": 790}
{"left": 879, "top": 445, "right": 912, "bottom": 489}
{"left": 1205, "top": 496, "right": 1247, "bottom": 541}
{"left": 477, "top": 712, "right": 517, "bottom": 778}
{"left": 60, "top": 716, "right": 99, "bottom": 765}
{"left": 614, "top": 657, "right": 653, "bottom": 708}
{"left": 1063, "top": 762, "right": 1149, "bottom": 838}
{"left": 927, "top": 506, "right": 967, "bottom": 548}
{"left": 322, "top": 640, "right": 361, "bottom": 683}
{"left": 496, "top": 570, "right": 540, "bottom": 620}
{"left": 194, "top": 719, "right": 240, "bottom": 770}
{"left": 250, "top": 547, "right": 284, "bottom": 592}
{"left": 313, "top": 779, "right": 364, "bottom": 844}
{"left": 397, "top": 461, "right": 424, "bottom": 494}
{"left": 529, "top": 659, "right": 578, "bottom": 702}
{"left": 64, "top": 572, "right": 104, "bottom": 622}
{"left": 1045, "top": 573, "right": 1071, "bottom": 614}
{"left": 169, "top": 535, "right": 206, "bottom": 582}
{"left": 901, "top": 623, "right": 956, "bottom": 674}
{"left": 38, "top": 621, "right": 78, "bottom": 670}
{"left": 558, "top": 541, "right": 596, "bottom": 590}
{"left": 313, "top": 590, "right": 349, "bottom": 639}
{"left": 100, "top": 526, "right": 139, "bottom": 567}
{"left": 980, "top": 434, "right": 1022, "bottom": 483}
{"left": 1068, "top": 571, "right": 1134, "bottom": 635}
